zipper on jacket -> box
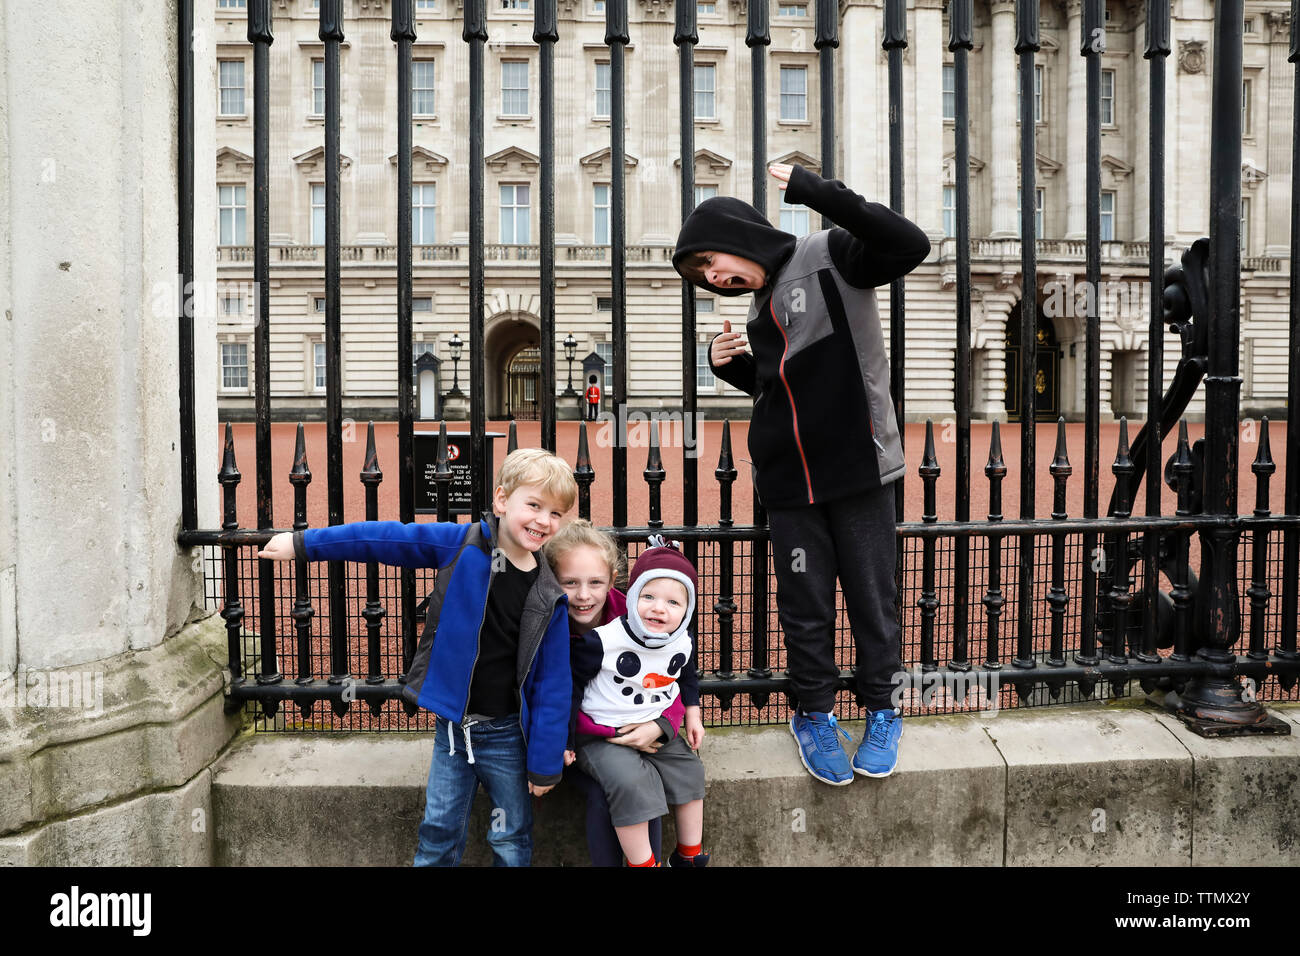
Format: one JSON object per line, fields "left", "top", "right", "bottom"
{"left": 458, "top": 526, "right": 496, "bottom": 721}
{"left": 769, "top": 299, "right": 816, "bottom": 505}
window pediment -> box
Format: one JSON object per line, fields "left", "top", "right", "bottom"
{"left": 389, "top": 146, "right": 450, "bottom": 172}
{"left": 485, "top": 145, "right": 540, "bottom": 172}
{"left": 216, "top": 146, "right": 255, "bottom": 175}
{"left": 770, "top": 150, "right": 821, "bottom": 174}
{"left": 293, "top": 146, "right": 354, "bottom": 172}
{"left": 579, "top": 147, "right": 639, "bottom": 170}
{"left": 673, "top": 148, "right": 732, "bottom": 175}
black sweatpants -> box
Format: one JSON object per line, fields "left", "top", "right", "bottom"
{"left": 766, "top": 481, "right": 902, "bottom": 714}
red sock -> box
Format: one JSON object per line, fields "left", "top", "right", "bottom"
{"left": 676, "top": 842, "right": 703, "bottom": 858}
{"left": 628, "top": 854, "right": 657, "bottom": 867}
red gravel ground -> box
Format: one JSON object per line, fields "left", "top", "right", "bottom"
{"left": 217, "top": 417, "right": 1292, "bottom": 531}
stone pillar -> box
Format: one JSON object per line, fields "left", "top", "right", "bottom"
{"left": 913, "top": 0, "right": 946, "bottom": 240}
{"left": 1265, "top": 11, "right": 1294, "bottom": 256}
{"left": 356, "top": 13, "right": 390, "bottom": 244}
{"left": 1133, "top": 2, "right": 1150, "bottom": 241}
{"left": 0, "top": 0, "right": 238, "bottom": 864}
{"left": 1064, "top": 0, "right": 1086, "bottom": 239}
{"left": 639, "top": 14, "right": 676, "bottom": 244}
{"left": 989, "top": 0, "right": 1018, "bottom": 237}
{"left": 842, "top": 0, "right": 882, "bottom": 206}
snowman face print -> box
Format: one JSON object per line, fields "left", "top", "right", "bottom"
{"left": 610, "top": 648, "right": 690, "bottom": 708}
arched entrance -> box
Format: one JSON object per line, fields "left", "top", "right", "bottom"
{"left": 505, "top": 347, "right": 541, "bottom": 421}
{"left": 1004, "top": 300, "right": 1061, "bottom": 423}
{"left": 484, "top": 311, "right": 541, "bottom": 419}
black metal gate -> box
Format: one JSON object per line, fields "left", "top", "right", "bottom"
{"left": 176, "top": 0, "right": 1300, "bottom": 732}
{"left": 506, "top": 347, "right": 542, "bottom": 421}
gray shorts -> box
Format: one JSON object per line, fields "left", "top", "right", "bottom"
{"left": 575, "top": 733, "right": 706, "bottom": 828}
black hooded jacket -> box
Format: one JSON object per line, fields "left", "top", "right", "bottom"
{"left": 672, "top": 166, "right": 930, "bottom": 508}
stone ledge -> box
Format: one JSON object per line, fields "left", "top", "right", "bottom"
{"left": 0, "top": 767, "right": 214, "bottom": 866}
{"left": 1149, "top": 708, "right": 1300, "bottom": 865}
{"left": 0, "top": 615, "right": 240, "bottom": 835}
{"left": 208, "top": 702, "right": 1300, "bottom": 866}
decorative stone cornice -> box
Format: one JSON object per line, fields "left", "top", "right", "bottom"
{"left": 1101, "top": 154, "right": 1134, "bottom": 181}
{"left": 1243, "top": 160, "right": 1269, "bottom": 189}
{"left": 771, "top": 149, "right": 821, "bottom": 173}
{"left": 388, "top": 147, "right": 449, "bottom": 173}
{"left": 673, "top": 148, "right": 733, "bottom": 174}
{"left": 943, "top": 151, "right": 986, "bottom": 184}
{"left": 216, "top": 146, "right": 255, "bottom": 175}
{"left": 636, "top": 0, "right": 674, "bottom": 19}
{"left": 292, "top": 146, "right": 353, "bottom": 172}
{"left": 579, "top": 146, "right": 640, "bottom": 169}
{"left": 1267, "top": 10, "right": 1291, "bottom": 41}
{"left": 485, "top": 145, "right": 540, "bottom": 172}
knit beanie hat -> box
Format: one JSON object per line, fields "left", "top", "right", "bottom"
{"left": 624, "top": 536, "right": 698, "bottom": 647}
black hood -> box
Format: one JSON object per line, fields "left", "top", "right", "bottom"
{"left": 671, "top": 197, "right": 798, "bottom": 297}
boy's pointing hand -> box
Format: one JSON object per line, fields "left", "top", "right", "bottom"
{"left": 258, "top": 531, "right": 295, "bottom": 561}
{"left": 710, "top": 319, "right": 749, "bottom": 367}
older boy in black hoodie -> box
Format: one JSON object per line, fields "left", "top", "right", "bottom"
{"left": 673, "top": 163, "right": 930, "bottom": 785}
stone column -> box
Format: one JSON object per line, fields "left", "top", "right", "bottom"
{"left": 1133, "top": 2, "right": 1150, "bottom": 241}
{"left": 355, "top": 12, "right": 390, "bottom": 244}
{"left": 1064, "top": 0, "right": 1086, "bottom": 239}
{"left": 914, "top": 0, "right": 946, "bottom": 240}
{"left": 0, "top": 0, "right": 238, "bottom": 864}
{"left": 1265, "top": 11, "right": 1293, "bottom": 256}
{"left": 989, "top": 0, "right": 1018, "bottom": 237}
{"left": 841, "top": 0, "right": 882, "bottom": 204}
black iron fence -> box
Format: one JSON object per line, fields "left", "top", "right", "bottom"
{"left": 177, "top": 0, "right": 1300, "bottom": 731}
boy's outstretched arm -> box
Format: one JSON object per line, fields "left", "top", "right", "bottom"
{"left": 257, "top": 521, "right": 471, "bottom": 570}
{"left": 780, "top": 163, "right": 930, "bottom": 289}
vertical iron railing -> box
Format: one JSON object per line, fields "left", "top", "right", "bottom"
{"left": 251, "top": 0, "right": 280, "bottom": 697}
{"left": 178, "top": 0, "right": 196, "bottom": 532}
{"left": 609, "top": 0, "right": 629, "bottom": 530}
{"left": 1141, "top": 0, "right": 1171, "bottom": 668}
{"left": 1281, "top": 0, "right": 1300, "bottom": 687}
{"left": 180, "top": 0, "right": 1300, "bottom": 729}
{"left": 1013, "top": 0, "right": 1038, "bottom": 678}
{"left": 537, "top": 0, "right": 558, "bottom": 453}
{"left": 949, "top": 0, "right": 973, "bottom": 677}
{"left": 1078, "top": 0, "right": 1103, "bottom": 671}
{"left": 392, "top": 1, "right": 418, "bottom": 682}
{"left": 677, "top": 0, "right": 699, "bottom": 566}
{"left": 746, "top": 0, "right": 772, "bottom": 709}
{"left": 466, "top": 0, "right": 486, "bottom": 518}
{"left": 322, "top": 0, "right": 350, "bottom": 712}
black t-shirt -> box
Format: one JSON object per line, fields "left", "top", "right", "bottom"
{"left": 465, "top": 556, "right": 539, "bottom": 718}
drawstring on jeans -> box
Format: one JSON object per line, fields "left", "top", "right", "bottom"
{"left": 446, "top": 716, "right": 478, "bottom": 765}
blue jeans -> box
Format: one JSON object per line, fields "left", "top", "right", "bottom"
{"left": 413, "top": 714, "right": 533, "bottom": 867}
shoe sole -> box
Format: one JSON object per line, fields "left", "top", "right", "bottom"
{"left": 789, "top": 719, "right": 853, "bottom": 786}
{"left": 853, "top": 723, "right": 903, "bottom": 778}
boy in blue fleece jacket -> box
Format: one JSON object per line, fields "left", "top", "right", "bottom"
{"left": 259, "top": 448, "right": 577, "bottom": 866}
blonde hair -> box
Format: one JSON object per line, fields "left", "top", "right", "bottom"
{"left": 496, "top": 448, "right": 578, "bottom": 512}
{"left": 544, "top": 519, "right": 623, "bottom": 583}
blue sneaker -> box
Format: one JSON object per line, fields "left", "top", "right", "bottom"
{"left": 853, "top": 708, "right": 903, "bottom": 778}
{"left": 789, "top": 710, "right": 854, "bottom": 786}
